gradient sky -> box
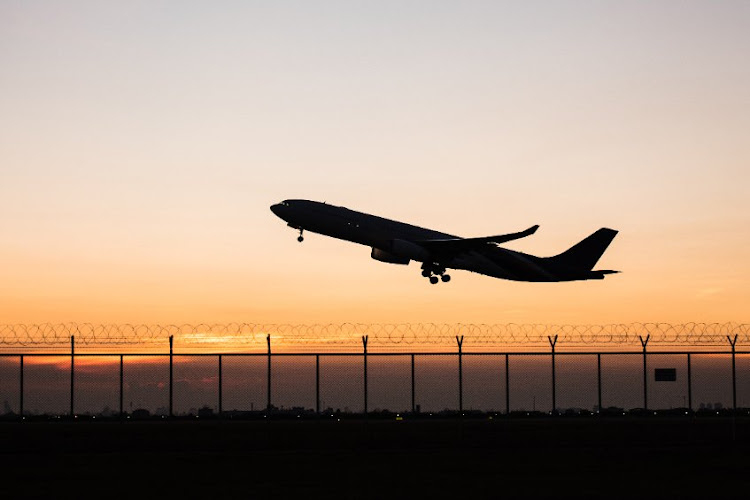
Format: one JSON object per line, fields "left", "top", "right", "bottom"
{"left": 1, "top": 1, "right": 748, "bottom": 327}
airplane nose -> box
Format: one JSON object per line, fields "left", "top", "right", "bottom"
{"left": 270, "top": 203, "right": 288, "bottom": 219}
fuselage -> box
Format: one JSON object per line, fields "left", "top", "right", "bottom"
{"left": 270, "top": 199, "right": 592, "bottom": 282}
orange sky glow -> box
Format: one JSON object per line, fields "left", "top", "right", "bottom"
{"left": 1, "top": 2, "right": 748, "bottom": 350}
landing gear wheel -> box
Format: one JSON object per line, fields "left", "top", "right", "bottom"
{"left": 441, "top": 274, "right": 451, "bottom": 283}
{"left": 421, "top": 269, "right": 431, "bottom": 278}
{"left": 297, "top": 229, "right": 304, "bottom": 242}
{"left": 429, "top": 276, "right": 439, "bottom": 284}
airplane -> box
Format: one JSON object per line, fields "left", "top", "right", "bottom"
{"left": 270, "top": 199, "right": 619, "bottom": 284}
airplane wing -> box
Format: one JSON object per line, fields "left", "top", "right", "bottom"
{"left": 414, "top": 225, "right": 539, "bottom": 255}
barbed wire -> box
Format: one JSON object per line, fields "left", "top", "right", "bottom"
{"left": 0, "top": 322, "right": 748, "bottom": 347}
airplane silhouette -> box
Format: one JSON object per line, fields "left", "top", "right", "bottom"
{"left": 271, "top": 199, "right": 619, "bottom": 284}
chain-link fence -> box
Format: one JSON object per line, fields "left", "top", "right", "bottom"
{"left": 1, "top": 325, "right": 748, "bottom": 419}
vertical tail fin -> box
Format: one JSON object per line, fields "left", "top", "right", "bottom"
{"left": 548, "top": 228, "right": 618, "bottom": 271}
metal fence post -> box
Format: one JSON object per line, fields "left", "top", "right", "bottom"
{"left": 549, "top": 335, "right": 558, "bottom": 415}
{"left": 266, "top": 334, "right": 272, "bottom": 413}
{"left": 19, "top": 355, "right": 24, "bottom": 420}
{"left": 640, "top": 335, "right": 650, "bottom": 411}
{"left": 456, "top": 335, "right": 464, "bottom": 414}
{"left": 597, "top": 353, "right": 602, "bottom": 414}
{"left": 169, "top": 335, "right": 173, "bottom": 418}
{"left": 70, "top": 335, "right": 75, "bottom": 417}
{"left": 688, "top": 353, "right": 693, "bottom": 411}
{"left": 315, "top": 354, "right": 320, "bottom": 415}
{"left": 363, "top": 335, "right": 368, "bottom": 415}
{"left": 119, "top": 355, "right": 124, "bottom": 420}
{"left": 728, "top": 334, "right": 738, "bottom": 412}
{"left": 505, "top": 353, "right": 510, "bottom": 415}
{"left": 411, "top": 353, "right": 416, "bottom": 413}
{"left": 218, "top": 354, "right": 223, "bottom": 417}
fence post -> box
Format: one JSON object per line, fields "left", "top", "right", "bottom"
{"left": 120, "top": 355, "right": 124, "bottom": 420}
{"left": 597, "top": 353, "right": 602, "bottom": 414}
{"left": 169, "top": 335, "right": 173, "bottom": 418}
{"left": 688, "top": 353, "right": 693, "bottom": 412}
{"left": 640, "top": 335, "right": 650, "bottom": 411}
{"left": 19, "top": 355, "right": 24, "bottom": 420}
{"left": 411, "top": 353, "right": 416, "bottom": 413}
{"left": 728, "top": 334, "right": 738, "bottom": 412}
{"left": 456, "top": 335, "right": 464, "bottom": 414}
{"left": 266, "top": 334, "right": 272, "bottom": 414}
{"left": 70, "top": 335, "right": 75, "bottom": 417}
{"left": 315, "top": 354, "right": 320, "bottom": 415}
{"left": 218, "top": 354, "right": 223, "bottom": 418}
{"left": 505, "top": 353, "right": 510, "bottom": 415}
{"left": 363, "top": 335, "right": 368, "bottom": 415}
{"left": 549, "top": 335, "right": 558, "bottom": 415}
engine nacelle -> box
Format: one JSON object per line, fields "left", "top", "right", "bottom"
{"left": 371, "top": 247, "right": 410, "bottom": 265}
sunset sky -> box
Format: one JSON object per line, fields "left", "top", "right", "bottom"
{"left": 2, "top": 1, "right": 748, "bottom": 329}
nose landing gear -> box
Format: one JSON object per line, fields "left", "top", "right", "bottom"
{"left": 297, "top": 229, "right": 304, "bottom": 242}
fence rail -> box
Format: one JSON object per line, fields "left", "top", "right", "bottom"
{"left": 1, "top": 333, "right": 748, "bottom": 420}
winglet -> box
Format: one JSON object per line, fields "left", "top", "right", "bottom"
{"left": 486, "top": 224, "right": 539, "bottom": 244}
{"left": 516, "top": 224, "right": 539, "bottom": 238}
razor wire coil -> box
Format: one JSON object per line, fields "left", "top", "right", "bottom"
{"left": 0, "top": 322, "right": 748, "bottom": 347}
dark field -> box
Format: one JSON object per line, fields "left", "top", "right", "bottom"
{"left": 1, "top": 416, "right": 749, "bottom": 499}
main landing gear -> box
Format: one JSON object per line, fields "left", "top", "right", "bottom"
{"left": 421, "top": 263, "right": 451, "bottom": 284}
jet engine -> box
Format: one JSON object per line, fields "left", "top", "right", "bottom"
{"left": 371, "top": 248, "right": 410, "bottom": 265}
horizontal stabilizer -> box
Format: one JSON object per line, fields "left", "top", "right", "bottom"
{"left": 415, "top": 225, "right": 539, "bottom": 255}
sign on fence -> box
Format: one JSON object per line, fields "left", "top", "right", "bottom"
{"left": 654, "top": 368, "right": 676, "bottom": 382}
